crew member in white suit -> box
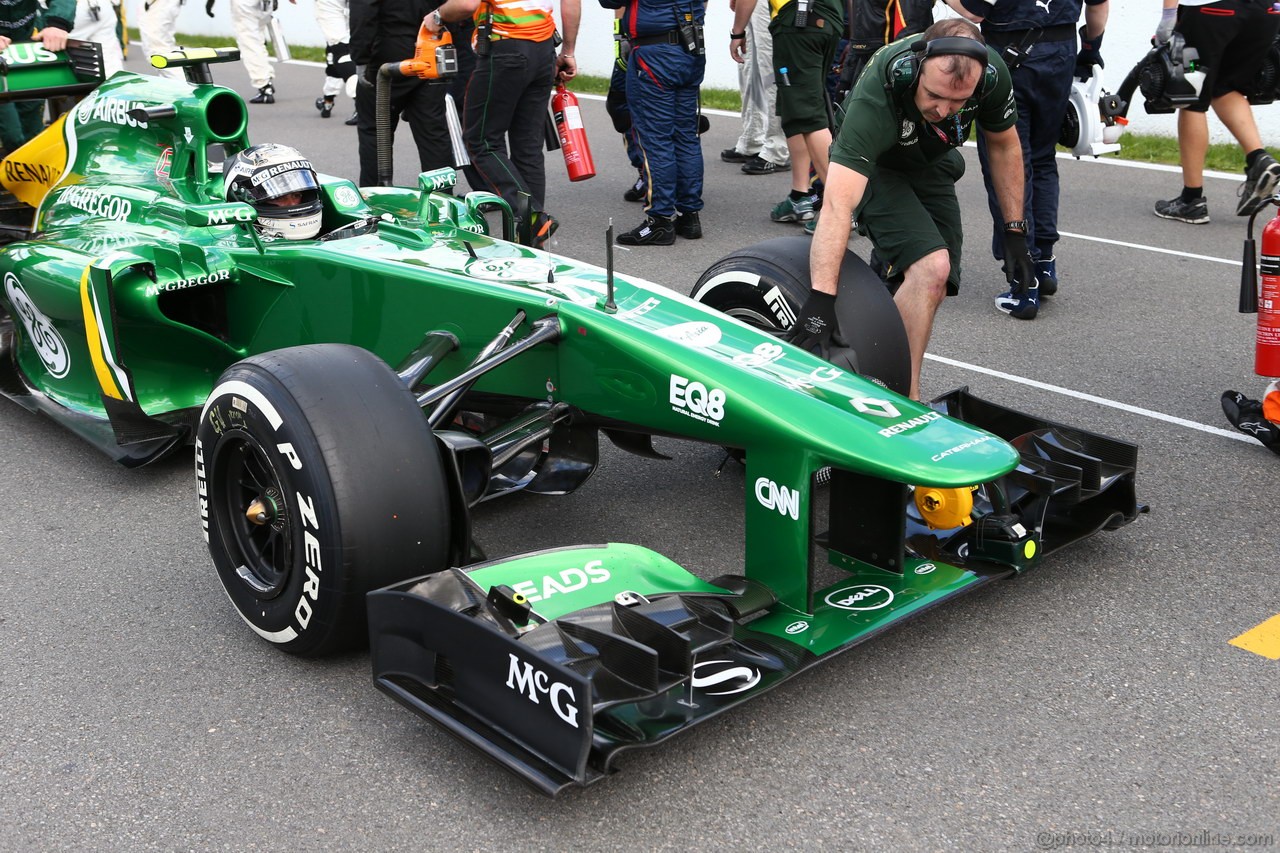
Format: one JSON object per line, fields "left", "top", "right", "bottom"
{"left": 314, "top": 0, "right": 357, "bottom": 123}
{"left": 69, "top": 0, "right": 124, "bottom": 76}
{"left": 139, "top": 0, "right": 182, "bottom": 79}
{"left": 227, "top": 0, "right": 296, "bottom": 103}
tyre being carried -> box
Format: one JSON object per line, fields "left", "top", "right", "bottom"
{"left": 691, "top": 236, "right": 910, "bottom": 396}
{"left": 196, "top": 344, "right": 452, "bottom": 656}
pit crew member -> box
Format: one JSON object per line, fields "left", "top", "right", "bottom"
{"left": 789, "top": 18, "right": 1032, "bottom": 400}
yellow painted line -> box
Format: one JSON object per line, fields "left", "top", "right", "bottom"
{"left": 79, "top": 265, "right": 124, "bottom": 401}
{"left": 1229, "top": 614, "right": 1280, "bottom": 660}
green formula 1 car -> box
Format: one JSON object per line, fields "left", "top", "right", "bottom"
{"left": 0, "top": 48, "right": 1144, "bottom": 795}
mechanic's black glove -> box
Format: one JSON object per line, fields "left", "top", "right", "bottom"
{"left": 205, "top": 0, "right": 215, "bottom": 17}
{"left": 786, "top": 290, "right": 839, "bottom": 355}
{"left": 1075, "top": 26, "right": 1103, "bottom": 77}
{"left": 1001, "top": 227, "right": 1036, "bottom": 290}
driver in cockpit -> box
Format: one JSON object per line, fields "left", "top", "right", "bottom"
{"left": 222, "top": 143, "right": 326, "bottom": 241}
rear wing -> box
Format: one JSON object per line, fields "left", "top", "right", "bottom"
{"left": 0, "top": 39, "right": 104, "bottom": 102}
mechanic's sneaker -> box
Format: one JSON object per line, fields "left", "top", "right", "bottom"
{"left": 616, "top": 214, "right": 675, "bottom": 246}
{"left": 742, "top": 155, "right": 783, "bottom": 175}
{"left": 1221, "top": 390, "right": 1280, "bottom": 453}
{"left": 345, "top": 111, "right": 358, "bottom": 126}
{"left": 1237, "top": 153, "right": 1280, "bottom": 216}
{"left": 1036, "top": 256, "right": 1058, "bottom": 297}
{"left": 720, "top": 148, "right": 752, "bottom": 163}
{"left": 623, "top": 174, "right": 647, "bottom": 202}
{"left": 315, "top": 95, "right": 334, "bottom": 118}
{"left": 1154, "top": 195, "right": 1208, "bottom": 224}
{"left": 995, "top": 277, "right": 1040, "bottom": 320}
{"left": 770, "top": 194, "right": 816, "bottom": 223}
{"left": 249, "top": 83, "right": 276, "bottom": 104}
{"left": 675, "top": 211, "right": 702, "bottom": 240}
{"left": 803, "top": 211, "right": 857, "bottom": 237}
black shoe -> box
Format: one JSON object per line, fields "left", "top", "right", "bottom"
{"left": 675, "top": 211, "right": 702, "bottom": 240}
{"left": 741, "top": 155, "right": 782, "bottom": 175}
{"left": 315, "top": 95, "right": 334, "bottom": 118}
{"left": 1036, "top": 256, "right": 1058, "bottom": 297}
{"left": 249, "top": 83, "right": 275, "bottom": 104}
{"left": 720, "top": 148, "right": 752, "bottom": 163}
{"left": 616, "top": 215, "right": 675, "bottom": 246}
{"left": 994, "top": 277, "right": 1040, "bottom": 320}
{"left": 1222, "top": 390, "right": 1280, "bottom": 452}
{"left": 1237, "top": 153, "right": 1280, "bottom": 216}
{"left": 1154, "top": 195, "right": 1208, "bottom": 224}
{"left": 623, "top": 175, "right": 647, "bottom": 202}
{"left": 345, "top": 111, "right": 358, "bottom": 126}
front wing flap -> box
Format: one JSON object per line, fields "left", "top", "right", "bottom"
{"left": 369, "top": 562, "right": 814, "bottom": 795}
{"left": 921, "top": 388, "right": 1145, "bottom": 563}
{"left": 368, "top": 546, "right": 1003, "bottom": 795}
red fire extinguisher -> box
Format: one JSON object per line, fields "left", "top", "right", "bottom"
{"left": 552, "top": 83, "right": 596, "bottom": 182}
{"left": 1258, "top": 211, "right": 1280, "bottom": 376}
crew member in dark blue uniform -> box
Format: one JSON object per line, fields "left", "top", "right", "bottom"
{"left": 603, "top": 0, "right": 706, "bottom": 246}
{"left": 605, "top": 11, "right": 649, "bottom": 203}
{"left": 959, "top": 0, "right": 1108, "bottom": 319}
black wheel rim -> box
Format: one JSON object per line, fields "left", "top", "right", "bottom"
{"left": 212, "top": 432, "right": 293, "bottom": 600}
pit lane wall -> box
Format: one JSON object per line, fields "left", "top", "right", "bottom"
{"left": 122, "top": 0, "right": 1275, "bottom": 142}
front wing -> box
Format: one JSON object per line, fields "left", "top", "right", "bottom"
{"left": 367, "top": 389, "right": 1145, "bottom": 795}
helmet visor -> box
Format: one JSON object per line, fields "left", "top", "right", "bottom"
{"left": 247, "top": 162, "right": 320, "bottom": 203}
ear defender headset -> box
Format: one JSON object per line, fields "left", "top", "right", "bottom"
{"left": 886, "top": 36, "right": 998, "bottom": 102}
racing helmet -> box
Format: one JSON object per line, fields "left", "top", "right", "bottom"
{"left": 223, "top": 143, "right": 323, "bottom": 240}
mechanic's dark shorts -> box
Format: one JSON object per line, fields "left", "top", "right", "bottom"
{"left": 1176, "top": 0, "right": 1280, "bottom": 110}
{"left": 855, "top": 150, "right": 965, "bottom": 295}
{"left": 770, "top": 4, "right": 841, "bottom": 137}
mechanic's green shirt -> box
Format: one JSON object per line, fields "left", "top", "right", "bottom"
{"left": 830, "top": 37, "right": 1016, "bottom": 178}
{"left": 0, "top": 0, "right": 77, "bottom": 40}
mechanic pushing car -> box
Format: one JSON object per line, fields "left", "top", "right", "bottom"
{"left": 222, "top": 143, "right": 326, "bottom": 241}
{"left": 789, "top": 18, "right": 1033, "bottom": 401}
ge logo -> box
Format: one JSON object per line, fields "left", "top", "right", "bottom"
{"left": 824, "top": 584, "right": 894, "bottom": 611}
{"left": 334, "top": 186, "right": 360, "bottom": 208}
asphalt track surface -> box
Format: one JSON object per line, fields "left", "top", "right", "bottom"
{"left": 3, "top": 57, "right": 1279, "bottom": 851}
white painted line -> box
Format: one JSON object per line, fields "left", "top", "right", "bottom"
{"left": 1058, "top": 231, "right": 1242, "bottom": 266}
{"left": 1054, "top": 152, "right": 1241, "bottom": 182}
{"left": 924, "top": 352, "right": 1257, "bottom": 443}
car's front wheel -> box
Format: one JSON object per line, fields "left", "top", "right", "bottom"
{"left": 196, "top": 344, "right": 452, "bottom": 656}
{"left": 692, "top": 236, "right": 911, "bottom": 396}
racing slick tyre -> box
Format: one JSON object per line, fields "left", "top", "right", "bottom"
{"left": 197, "top": 344, "right": 452, "bottom": 657}
{"left": 692, "top": 236, "right": 911, "bottom": 396}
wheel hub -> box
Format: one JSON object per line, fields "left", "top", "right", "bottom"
{"left": 245, "top": 492, "right": 281, "bottom": 526}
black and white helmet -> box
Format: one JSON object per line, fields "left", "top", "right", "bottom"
{"left": 223, "top": 143, "right": 323, "bottom": 241}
